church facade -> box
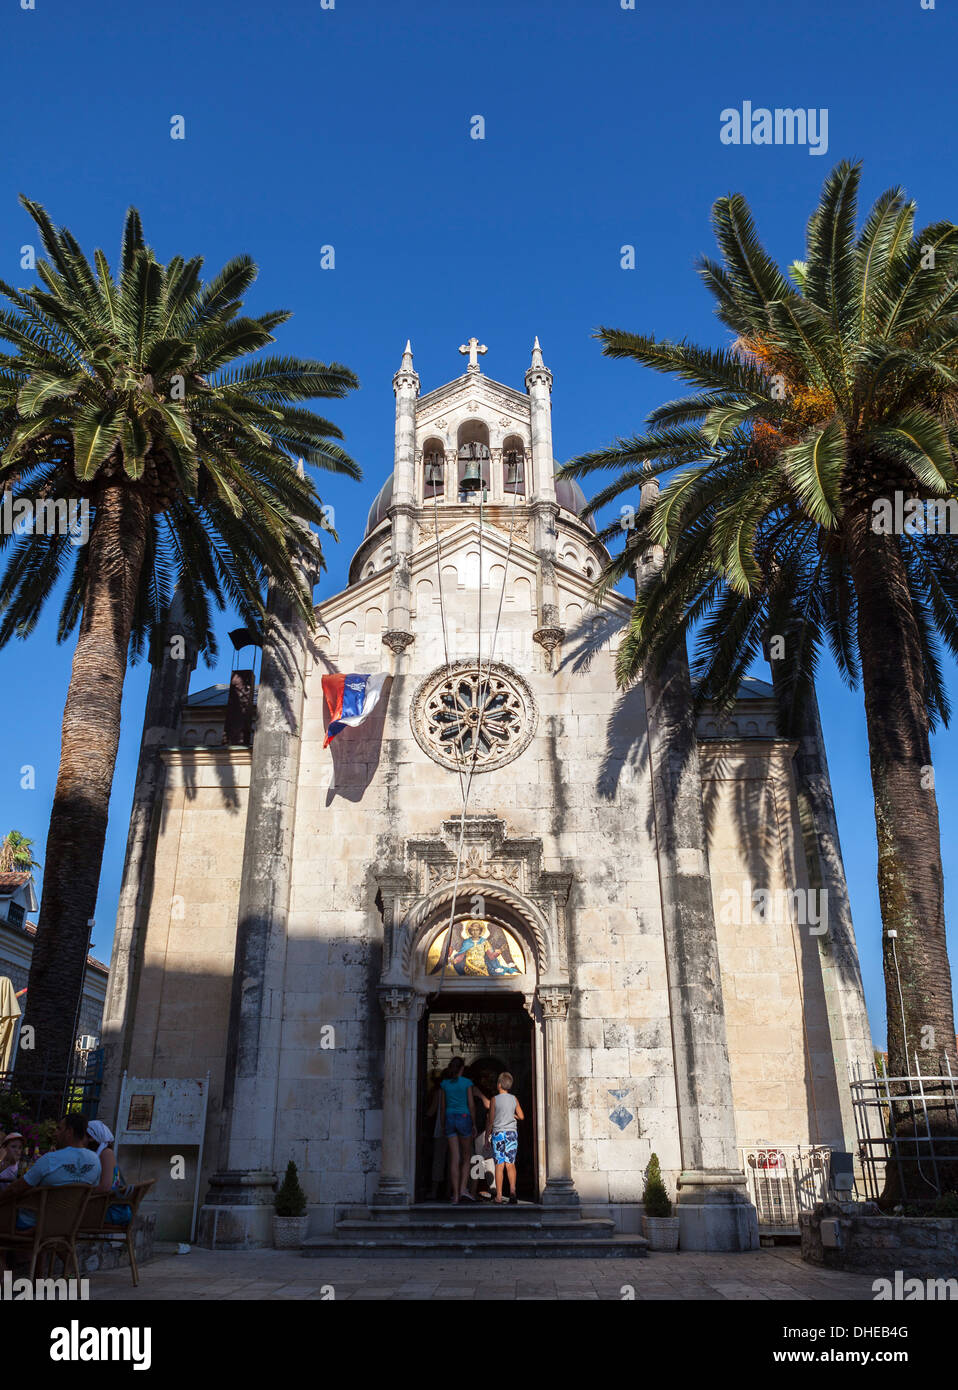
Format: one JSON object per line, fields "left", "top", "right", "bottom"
{"left": 101, "top": 338, "right": 874, "bottom": 1250}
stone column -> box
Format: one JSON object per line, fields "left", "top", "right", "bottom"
{"left": 197, "top": 566, "right": 311, "bottom": 1249}
{"left": 375, "top": 986, "right": 424, "bottom": 1205}
{"left": 526, "top": 339, "right": 563, "bottom": 665}
{"left": 769, "top": 671, "right": 875, "bottom": 1152}
{"left": 637, "top": 477, "right": 758, "bottom": 1251}
{"left": 384, "top": 341, "right": 419, "bottom": 654}
{"left": 538, "top": 986, "right": 579, "bottom": 1207}
{"left": 100, "top": 591, "right": 198, "bottom": 1126}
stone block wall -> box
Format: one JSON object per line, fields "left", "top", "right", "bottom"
{"left": 120, "top": 749, "right": 250, "bottom": 1241}
{"left": 801, "top": 1203, "right": 958, "bottom": 1278}
{"left": 701, "top": 741, "right": 847, "bottom": 1153}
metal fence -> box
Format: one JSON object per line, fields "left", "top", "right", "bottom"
{"left": 0, "top": 1048, "right": 104, "bottom": 1123}
{"left": 849, "top": 1054, "right": 958, "bottom": 1202}
{"left": 741, "top": 1144, "right": 832, "bottom": 1232}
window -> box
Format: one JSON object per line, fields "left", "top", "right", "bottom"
{"left": 7, "top": 901, "right": 25, "bottom": 928}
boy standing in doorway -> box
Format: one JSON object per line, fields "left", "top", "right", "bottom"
{"left": 486, "top": 1072, "right": 523, "bottom": 1204}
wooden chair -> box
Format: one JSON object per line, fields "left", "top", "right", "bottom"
{"left": 77, "top": 1179, "right": 155, "bottom": 1287}
{"left": 0, "top": 1184, "right": 92, "bottom": 1281}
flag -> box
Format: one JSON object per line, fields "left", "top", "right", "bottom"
{"left": 322, "top": 673, "right": 388, "bottom": 747}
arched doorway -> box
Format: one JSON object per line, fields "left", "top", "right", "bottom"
{"left": 418, "top": 991, "right": 539, "bottom": 1202}
{"left": 414, "top": 908, "right": 541, "bottom": 1202}
{"left": 373, "top": 822, "right": 578, "bottom": 1210}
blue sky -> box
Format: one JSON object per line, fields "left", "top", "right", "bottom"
{"left": 0, "top": 0, "right": 955, "bottom": 1045}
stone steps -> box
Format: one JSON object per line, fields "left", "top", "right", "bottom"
{"left": 332, "top": 1218, "right": 618, "bottom": 1241}
{"left": 302, "top": 1235, "right": 650, "bottom": 1258}
{"left": 302, "top": 1203, "right": 650, "bottom": 1259}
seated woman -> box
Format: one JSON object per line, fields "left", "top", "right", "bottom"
{"left": 86, "top": 1121, "right": 133, "bottom": 1226}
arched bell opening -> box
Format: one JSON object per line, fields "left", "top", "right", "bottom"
{"left": 421, "top": 437, "right": 446, "bottom": 501}
{"left": 502, "top": 434, "right": 527, "bottom": 496}
{"left": 457, "top": 421, "right": 491, "bottom": 498}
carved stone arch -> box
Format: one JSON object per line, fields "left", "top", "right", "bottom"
{"left": 374, "top": 816, "right": 573, "bottom": 994}
{"left": 402, "top": 879, "right": 553, "bottom": 985}
{"left": 372, "top": 817, "right": 579, "bottom": 1210}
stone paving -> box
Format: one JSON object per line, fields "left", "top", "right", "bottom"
{"left": 89, "top": 1244, "right": 879, "bottom": 1301}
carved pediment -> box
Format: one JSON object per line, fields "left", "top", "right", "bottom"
{"left": 426, "top": 846, "right": 522, "bottom": 892}
{"left": 374, "top": 816, "right": 573, "bottom": 986}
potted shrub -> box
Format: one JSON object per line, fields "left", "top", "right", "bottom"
{"left": 642, "top": 1153, "right": 680, "bottom": 1251}
{"left": 273, "top": 1161, "right": 309, "bottom": 1249}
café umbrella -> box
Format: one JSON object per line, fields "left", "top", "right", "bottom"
{"left": 0, "top": 976, "right": 21, "bottom": 1072}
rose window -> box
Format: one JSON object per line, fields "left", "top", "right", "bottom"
{"left": 411, "top": 662, "right": 536, "bottom": 772}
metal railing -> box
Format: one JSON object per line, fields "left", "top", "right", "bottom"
{"left": 0, "top": 1049, "right": 104, "bottom": 1123}
{"left": 849, "top": 1054, "right": 958, "bottom": 1203}
{"left": 742, "top": 1144, "right": 832, "bottom": 1231}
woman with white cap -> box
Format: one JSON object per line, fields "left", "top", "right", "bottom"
{"left": 86, "top": 1120, "right": 133, "bottom": 1226}
{"left": 86, "top": 1120, "right": 120, "bottom": 1194}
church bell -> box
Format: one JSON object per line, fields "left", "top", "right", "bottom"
{"left": 504, "top": 453, "right": 523, "bottom": 488}
{"left": 460, "top": 458, "right": 484, "bottom": 492}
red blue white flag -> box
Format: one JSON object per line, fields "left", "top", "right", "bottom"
{"left": 322, "top": 672, "right": 388, "bottom": 747}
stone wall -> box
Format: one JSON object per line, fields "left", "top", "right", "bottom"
{"left": 701, "top": 741, "right": 848, "bottom": 1152}
{"left": 120, "top": 748, "right": 251, "bottom": 1240}
{"left": 278, "top": 556, "right": 681, "bottom": 1232}
{"left": 801, "top": 1202, "right": 958, "bottom": 1277}
{"left": 76, "top": 1213, "right": 155, "bottom": 1276}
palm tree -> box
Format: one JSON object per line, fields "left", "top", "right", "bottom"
{"left": 0, "top": 830, "right": 39, "bottom": 874}
{"left": 561, "top": 162, "right": 958, "bottom": 1111}
{"left": 0, "top": 197, "right": 359, "bottom": 1100}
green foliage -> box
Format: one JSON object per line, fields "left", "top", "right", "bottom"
{"left": 559, "top": 161, "right": 958, "bottom": 737}
{"left": 642, "top": 1152, "right": 673, "bottom": 1218}
{"left": 0, "top": 198, "right": 361, "bottom": 662}
{"left": 274, "top": 1160, "right": 307, "bottom": 1218}
{"left": 0, "top": 830, "right": 39, "bottom": 873}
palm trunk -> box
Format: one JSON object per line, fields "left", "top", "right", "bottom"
{"left": 846, "top": 500, "right": 958, "bottom": 1195}
{"left": 14, "top": 481, "right": 149, "bottom": 1116}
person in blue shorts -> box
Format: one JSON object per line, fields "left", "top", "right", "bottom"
{"left": 439, "top": 1057, "right": 487, "bottom": 1203}
{"left": 485, "top": 1072, "right": 523, "bottom": 1204}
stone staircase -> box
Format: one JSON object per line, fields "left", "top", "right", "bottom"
{"left": 301, "top": 1201, "right": 650, "bottom": 1258}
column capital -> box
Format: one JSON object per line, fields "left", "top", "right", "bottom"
{"left": 538, "top": 985, "right": 572, "bottom": 1020}
{"left": 382, "top": 629, "right": 415, "bottom": 655}
{"left": 378, "top": 985, "right": 424, "bottom": 1020}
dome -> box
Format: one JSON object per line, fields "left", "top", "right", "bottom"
{"left": 361, "top": 470, "right": 595, "bottom": 538}
{"left": 555, "top": 475, "right": 596, "bottom": 533}
{"left": 364, "top": 476, "right": 393, "bottom": 537}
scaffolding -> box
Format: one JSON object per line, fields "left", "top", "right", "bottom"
{"left": 849, "top": 1053, "right": 958, "bottom": 1202}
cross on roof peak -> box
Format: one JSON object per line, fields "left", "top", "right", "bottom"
{"left": 459, "top": 337, "right": 487, "bottom": 373}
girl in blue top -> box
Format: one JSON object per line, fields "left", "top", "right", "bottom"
{"left": 439, "top": 1057, "right": 488, "bottom": 1203}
